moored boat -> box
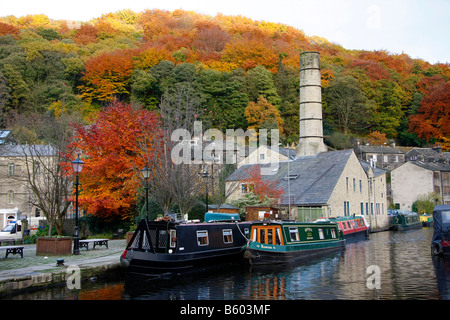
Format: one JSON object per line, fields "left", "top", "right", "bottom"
{"left": 243, "top": 220, "right": 345, "bottom": 265}
{"left": 315, "top": 216, "right": 369, "bottom": 242}
{"left": 431, "top": 205, "right": 450, "bottom": 256}
{"left": 388, "top": 210, "right": 422, "bottom": 231}
{"left": 120, "top": 213, "right": 251, "bottom": 274}
{"left": 420, "top": 213, "right": 434, "bottom": 227}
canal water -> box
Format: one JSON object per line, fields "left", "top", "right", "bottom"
{"left": 6, "top": 227, "right": 450, "bottom": 300}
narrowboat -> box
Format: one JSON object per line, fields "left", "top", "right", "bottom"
{"left": 388, "top": 210, "right": 422, "bottom": 231}
{"left": 243, "top": 221, "right": 345, "bottom": 265}
{"left": 420, "top": 213, "right": 434, "bottom": 227}
{"left": 431, "top": 205, "right": 450, "bottom": 256}
{"left": 315, "top": 216, "right": 369, "bottom": 242}
{"left": 120, "top": 213, "right": 251, "bottom": 274}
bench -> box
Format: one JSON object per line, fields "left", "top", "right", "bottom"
{"left": 79, "top": 239, "right": 109, "bottom": 250}
{"left": 0, "top": 245, "right": 24, "bottom": 258}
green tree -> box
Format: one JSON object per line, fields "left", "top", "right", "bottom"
{"left": 246, "top": 65, "right": 281, "bottom": 106}
{"left": 323, "top": 74, "right": 371, "bottom": 134}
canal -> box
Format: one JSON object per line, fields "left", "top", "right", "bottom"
{"left": 6, "top": 227, "right": 450, "bottom": 300}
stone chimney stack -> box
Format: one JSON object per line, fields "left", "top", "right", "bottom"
{"left": 296, "top": 51, "right": 327, "bottom": 157}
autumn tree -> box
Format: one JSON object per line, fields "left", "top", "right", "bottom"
{"left": 68, "top": 101, "right": 161, "bottom": 221}
{"left": 245, "top": 96, "right": 283, "bottom": 134}
{"left": 78, "top": 50, "right": 134, "bottom": 103}
{"left": 367, "top": 131, "right": 387, "bottom": 146}
{"left": 409, "top": 83, "right": 450, "bottom": 149}
{"left": 243, "top": 164, "right": 284, "bottom": 205}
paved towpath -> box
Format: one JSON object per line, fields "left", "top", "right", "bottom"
{"left": 0, "top": 240, "right": 126, "bottom": 296}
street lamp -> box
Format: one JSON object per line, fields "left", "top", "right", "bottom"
{"left": 72, "top": 155, "right": 84, "bottom": 255}
{"left": 200, "top": 168, "right": 209, "bottom": 213}
{"left": 141, "top": 165, "right": 150, "bottom": 221}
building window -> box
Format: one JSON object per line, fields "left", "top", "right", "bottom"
{"left": 353, "top": 178, "right": 356, "bottom": 192}
{"left": 346, "top": 177, "right": 349, "bottom": 191}
{"left": 7, "top": 190, "right": 14, "bottom": 204}
{"left": 8, "top": 163, "right": 15, "bottom": 176}
{"left": 241, "top": 184, "right": 248, "bottom": 194}
{"left": 383, "top": 155, "right": 388, "bottom": 162}
{"left": 259, "top": 153, "right": 265, "bottom": 160}
{"left": 394, "top": 155, "right": 399, "bottom": 162}
{"left": 361, "top": 202, "right": 364, "bottom": 215}
{"left": 359, "top": 180, "right": 362, "bottom": 193}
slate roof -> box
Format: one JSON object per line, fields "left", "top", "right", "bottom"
{"left": 0, "top": 144, "right": 58, "bottom": 157}
{"left": 407, "top": 160, "right": 450, "bottom": 172}
{"left": 227, "top": 149, "right": 354, "bottom": 206}
{"left": 359, "top": 145, "right": 404, "bottom": 154}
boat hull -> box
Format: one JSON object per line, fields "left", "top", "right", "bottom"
{"left": 121, "top": 219, "right": 251, "bottom": 274}
{"left": 390, "top": 222, "right": 422, "bottom": 231}
{"left": 244, "top": 239, "right": 346, "bottom": 265}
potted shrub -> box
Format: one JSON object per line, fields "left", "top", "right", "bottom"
{"left": 35, "top": 226, "right": 72, "bottom": 256}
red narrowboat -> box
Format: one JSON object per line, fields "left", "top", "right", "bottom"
{"left": 315, "top": 216, "right": 369, "bottom": 243}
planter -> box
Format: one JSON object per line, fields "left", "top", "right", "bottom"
{"left": 36, "top": 237, "right": 72, "bottom": 256}
{"left": 126, "top": 232, "right": 134, "bottom": 245}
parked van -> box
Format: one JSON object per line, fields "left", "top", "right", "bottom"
{"left": 0, "top": 220, "right": 23, "bottom": 241}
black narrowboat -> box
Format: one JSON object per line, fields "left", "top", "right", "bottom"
{"left": 120, "top": 214, "right": 251, "bottom": 274}
{"left": 431, "top": 205, "right": 450, "bottom": 256}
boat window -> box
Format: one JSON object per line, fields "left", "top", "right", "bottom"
{"left": 252, "top": 228, "right": 258, "bottom": 242}
{"left": 244, "top": 228, "right": 250, "bottom": 239}
{"left": 331, "top": 228, "right": 336, "bottom": 238}
{"left": 318, "top": 228, "right": 324, "bottom": 240}
{"left": 223, "top": 229, "right": 233, "bottom": 244}
{"left": 267, "top": 229, "right": 273, "bottom": 244}
{"left": 442, "top": 211, "right": 450, "bottom": 224}
{"left": 158, "top": 230, "right": 167, "bottom": 248}
{"left": 197, "top": 230, "right": 209, "bottom": 246}
{"left": 169, "top": 230, "right": 176, "bottom": 248}
{"left": 289, "top": 227, "right": 300, "bottom": 241}
{"left": 276, "top": 228, "right": 282, "bottom": 245}
{"left": 259, "top": 229, "right": 265, "bottom": 243}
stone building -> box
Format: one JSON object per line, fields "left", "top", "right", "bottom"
{"left": 0, "top": 144, "right": 54, "bottom": 229}
{"left": 391, "top": 160, "right": 450, "bottom": 210}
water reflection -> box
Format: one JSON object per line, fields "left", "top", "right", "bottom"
{"left": 5, "top": 228, "right": 450, "bottom": 300}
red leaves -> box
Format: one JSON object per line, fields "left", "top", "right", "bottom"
{"left": 68, "top": 101, "right": 161, "bottom": 220}
{"left": 409, "top": 83, "right": 450, "bottom": 143}
{"left": 244, "top": 165, "right": 284, "bottom": 205}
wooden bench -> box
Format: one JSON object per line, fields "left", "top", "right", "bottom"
{"left": 79, "top": 239, "right": 109, "bottom": 250}
{"left": 0, "top": 245, "right": 24, "bottom": 258}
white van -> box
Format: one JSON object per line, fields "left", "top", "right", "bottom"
{"left": 0, "top": 220, "right": 23, "bottom": 241}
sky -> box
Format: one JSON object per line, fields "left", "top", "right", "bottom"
{"left": 2, "top": 0, "right": 449, "bottom": 64}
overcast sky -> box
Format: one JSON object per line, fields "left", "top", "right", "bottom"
{"left": 2, "top": 0, "right": 449, "bottom": 64}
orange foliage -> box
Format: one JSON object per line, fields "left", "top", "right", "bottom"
{"left": 74, "top": 24, "right": 98, "bottom": 45}
{"left": 245, "top": 96, "right": 284, "bottom": 133}
{"left": 0, "top": 22, "right": 20, "bottom": 36}
{"left": 367, "top": 131, "right": 387, "bottom": 146}
{"left": 133, "top": 46, "right": 171, "bottom": 70}
{"left": 68, "top": 101, "right": 162, "bottom": 220}
{"left": 221, "top": 39, "right": 278, "bottom": 72}
{"left": 79, "top": 50, "right": 134, "bottom": 102}
{"left": 409, "top": 83, "right": 450, "bottom": 142}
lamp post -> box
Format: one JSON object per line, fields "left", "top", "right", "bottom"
{"left": 200, "top": 168, "right": 209, "bottom": 213}
{"left": 72, "top": 155, "right": 84, "bottom": 255}
{"left": 141, "top": 165, "right": 150, "bottom": 221}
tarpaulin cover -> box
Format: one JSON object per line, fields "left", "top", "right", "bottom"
{"left": 432, "top": 205, "right": 450, "bottom": 244}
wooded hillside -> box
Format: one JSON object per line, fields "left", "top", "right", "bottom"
{"left": 0, "top": 9, "right": 448, "bottom": 149}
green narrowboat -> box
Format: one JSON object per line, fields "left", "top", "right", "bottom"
{"left": 389, "top": 210, "right": 422, "bottom": 231}
{"left": 243, "top": 221, "right": 345, "bottom": 265}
